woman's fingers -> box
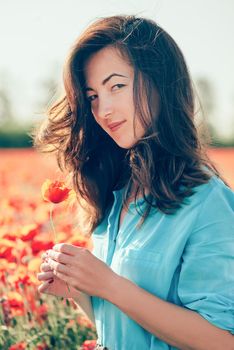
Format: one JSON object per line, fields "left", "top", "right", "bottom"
{"left": 37, "top": 271, "right": 54, "bottom": 281}
{"left": 47, "top": 249, "right": 73, "bottom": 264}
{"left": 40, "top": 262, "right": 53, "bottom": 272}
{"left": 38, "top": 280, "right": 53, "bottom": 294}
{"left": 41, "top": 252, "right": 48, "bottom": 261}
{"left": 47, "top": 258, "right": 70, "bottom": 276}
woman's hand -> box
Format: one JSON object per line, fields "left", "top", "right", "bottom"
{"left": 37, "top": 258, "right": 77, "bottom": 299}
{"left": 43, "top": 243, "right": 118, "bottom": 299}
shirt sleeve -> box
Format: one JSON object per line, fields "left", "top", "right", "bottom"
{"left": 177, "top": 182, "right": 234, "bottom": 334}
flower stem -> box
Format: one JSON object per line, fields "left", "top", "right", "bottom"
{"left": 49, "top": 204, "right": 70, "bottom": 293}
{"left": 49, "top": 204, "right": 57, "bottom": 243}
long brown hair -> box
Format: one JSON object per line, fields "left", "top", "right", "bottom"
{"left": 32, "top": 15, "right": 223, "bottom": 236}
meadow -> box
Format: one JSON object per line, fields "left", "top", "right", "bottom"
{"left": 0, "top": 149, "right": 97, "bottom": 350}
{"left": 0, "top": 148, "right": 233, "bottom": 350}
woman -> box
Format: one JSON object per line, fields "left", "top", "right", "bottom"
{"left": 34, "top": 15, "right": 234, "bottom": 349}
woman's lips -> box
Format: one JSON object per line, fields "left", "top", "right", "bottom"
{"left": 108, "top": 121, "right": 126, "bottom": 131}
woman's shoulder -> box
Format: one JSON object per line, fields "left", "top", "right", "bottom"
{"left": 186, "top": 175, "right": 234, "bottom": 229}
{"left": 187, "top": 175, "right": 234, "bottom": 206}
{"left": 177, "top": 175, "right": 234, "bottom": 225}
{"left": 185, "top": 175, "right": 234, "bottom": 201}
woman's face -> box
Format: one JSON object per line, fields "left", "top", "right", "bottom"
{"left": 84, "top": 46, "right": 157, "bottom": 149}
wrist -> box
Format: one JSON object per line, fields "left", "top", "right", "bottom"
{"left": 67, "top": 285, "right": 81, "bottom": 299}
{"left": 104, "top": 272, "right": 130, "bottom": 305}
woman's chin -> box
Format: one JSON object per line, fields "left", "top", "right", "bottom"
{"left": 114, "top": 139, "right": 136, "bottom": 149}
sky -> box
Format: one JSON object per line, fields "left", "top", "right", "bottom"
{"left": 0, "top": 0, "right": 234, "bottom": 137}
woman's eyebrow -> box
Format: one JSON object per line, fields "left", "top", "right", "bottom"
{"left": 85, "top": 73, "right": 128, "bottom": 92}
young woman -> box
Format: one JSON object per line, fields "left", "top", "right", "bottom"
{"left": 35, "top": 15, "right": 234, "bottom": 350}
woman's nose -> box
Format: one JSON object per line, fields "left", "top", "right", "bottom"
{"left": 94, "top": 97, "right": 114, "bottom": 119}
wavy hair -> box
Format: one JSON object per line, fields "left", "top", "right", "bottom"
{"left": 32, "top": 15, "right": 223, "bottom": 236}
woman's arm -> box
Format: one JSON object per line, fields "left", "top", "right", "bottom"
{"left": 105, "top": 274, "right": 234, "bottom": 350}
{"left": 44, "top": 243, "right": 233, "bottom": 348}
{"left": 71, "top": 291, "right": 95, "bottom": 325}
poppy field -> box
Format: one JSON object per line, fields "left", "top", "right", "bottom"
{"left": 0, "top": 148, "right": 234, "bottom": 350}
{"left": 0, "top": 149, "right": 97, "bottom": 350}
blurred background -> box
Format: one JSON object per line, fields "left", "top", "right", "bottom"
{"left": 0, "top": 0, "right": 234, "bottom": 147}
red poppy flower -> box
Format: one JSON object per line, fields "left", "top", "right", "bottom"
{"left": 36, "top": 343, "right": 48, "bottom": 350}
{"left": 8, "top": 342, "right": 26, "bottom": 350}
{"left": 37, "top": 303, "right": 48, "bottom": 317}
{"left": 77, "top": 315, "right": 94, "bottom": 329}
{"left": 0, "top": 246, "right": 16, "bottom": 263}
{"left": 41, "top": 179, "right": 73, "bottom": 204}
{"left": 14, "top": 275, "right": 31, "bottom": 290}
{"left": 81, "top": 340, "right": 97, "bottom": 350}
{"left": 3, "top": 232, "right": 18, "bottom": 241}
{"left": 20, "top": 223, "right": 40, "bottom": 241}
{"left": 31, "top": 240, "right": 53, "bottom": 255}
{"left": 70, "top": 238, "right": 88, "bottom": 248}
{"left": 7, "top": 292, "right": 25, "bottom": 317}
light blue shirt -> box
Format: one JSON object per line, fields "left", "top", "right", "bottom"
{"left": 91, "top": 176, "right": 234, "bottom": 349}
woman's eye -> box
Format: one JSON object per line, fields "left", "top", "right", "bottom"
{"left": 87, "top": 95, "right": 97, "bottom": 102}
{"left": 112, "top": 84, "right": 125, "bottom": 90}
{"left": 86, "top": 84, "right": 125, "bottom": 102}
